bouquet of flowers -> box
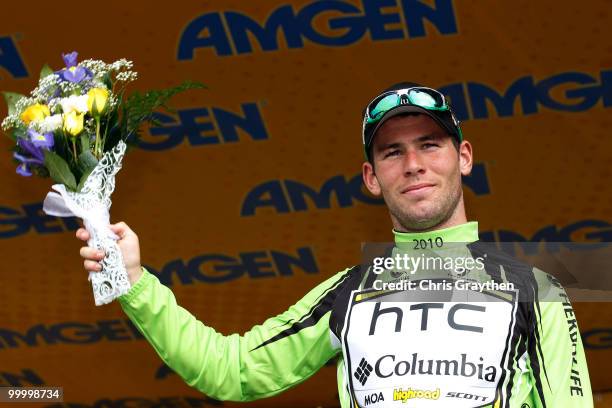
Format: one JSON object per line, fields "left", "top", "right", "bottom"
{"left": 2, "top": 51, "right": 203, "bottom": 305}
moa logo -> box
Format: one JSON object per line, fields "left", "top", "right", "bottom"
{"left": 0, "top": 36, "right": 28, "bottom": 79}
{"left": 178, "top": 0, "right": 459, "bottom": 58}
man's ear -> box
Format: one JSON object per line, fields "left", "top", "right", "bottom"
{"left": 458, "top": 140, "right": 473, "bottom": 176}
{"left": 362, "top": 161, "right": 382, "bottom": 196}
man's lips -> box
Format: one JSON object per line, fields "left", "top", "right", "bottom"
{"left": 401, "top": 183, "right": 435, "bottom": 194}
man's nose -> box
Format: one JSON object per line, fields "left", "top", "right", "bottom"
{"left": 402, "top": 149, "right": 425, "bottom": 175}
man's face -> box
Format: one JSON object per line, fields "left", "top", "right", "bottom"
{"left": 362, "top": 113, "right": 473, "bottom": 231}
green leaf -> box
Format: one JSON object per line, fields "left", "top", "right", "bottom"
{"left": 78, "top": 149, "right": 98, "bottom": 174}
{"left": 43, "top": 150, "right": 77, "bottom": 191}
{"left": 3, "top": 132, "right": 15, "bottom": 142}
{"left": 3, "top": 128, "right": 20, "bottom": 143}
{"left": 122, "top": 81, "right": 207, "bottom": 142}
{"left": 80, "top": 133, "right": 90, "bottom": 153}
{"left": 102, "top": 72, "right": 112, "bottom": 89}
{"left": 2, "top": 92, "right": 26, "bottom": 116}
{"left": 40, "top": 64, "right": 54, "bottom": 80}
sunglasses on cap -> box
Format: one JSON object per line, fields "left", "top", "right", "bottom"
{"left": 361, "top": 86, "right": 463, "bottom": 149}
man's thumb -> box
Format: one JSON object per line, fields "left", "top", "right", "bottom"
{"left": 109, "top": 222, "right": 130, "bottom": 239}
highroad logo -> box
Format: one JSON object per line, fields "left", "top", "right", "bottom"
{"left": 394, "top": 387, "right": 441, "bottom": 402}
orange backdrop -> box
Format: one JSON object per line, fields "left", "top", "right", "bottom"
{"left": 1, "top": 0, "right": 611, "bottom": 406}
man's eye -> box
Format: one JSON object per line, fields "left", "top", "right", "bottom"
{"left": 422, "top": 143, "right": 439, "bottom": 149}
{"left": 384, "top": 150, "right": 400, "bottom": 158}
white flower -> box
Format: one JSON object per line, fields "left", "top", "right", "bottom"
{"left": 31, "top": 74, "right": 60, "bottom": 100}
{"left": 39, "top": 114, "right": 63, "bottom": 133}
{"left": 58, "top": 81, "right": 81, "bottom": 95}
{"left": 1, "top": 115, "right": 18, "bottom": 131}
{"left": 116, "top": 71, "right": 138, "bottom": 82}
{"left": 80, "top": 59, "right": 110, "bottom": 77}
{"left": 60, "top": 95, "right": 89, "bottom": 114}
{"left": 16, "top": 97, "right": 37, "bottom": 112}
{"left": 110, "top": 59, "right": 133, "bottom": 71}
{"left": 107, "top": 94, "right": 119, "bottom": 110}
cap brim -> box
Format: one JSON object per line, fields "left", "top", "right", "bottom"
{"left": 366, "top": 105, "right": 457, "bottom": 151}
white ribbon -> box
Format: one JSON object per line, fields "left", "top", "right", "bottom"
{"left": 44, "top": 184, "right": 118, "bottom": 240}
{"left": 42, "top": 141, "right": 131, "bottom": 306}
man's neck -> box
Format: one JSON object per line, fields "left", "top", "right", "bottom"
{"left": 393, "top": 221, "right": 479, "bottom": 243}
{"left": 392, "top": 199, "right": 468, "bottom": 233}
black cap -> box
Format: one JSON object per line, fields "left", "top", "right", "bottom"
{"left": 362, "top": 82, "right": 462, "bottom": 161}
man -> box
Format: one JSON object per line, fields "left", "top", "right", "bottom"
{"left": 77, "top": 83, "right": 593, "bottom": 407}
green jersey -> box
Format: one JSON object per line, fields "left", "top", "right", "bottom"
{"left": 118, "top": 222, "right": 593, "bottom": 407}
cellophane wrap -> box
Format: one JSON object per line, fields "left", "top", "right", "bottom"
{"left": 43, "top": 141, "right": 130, "bottom": 305}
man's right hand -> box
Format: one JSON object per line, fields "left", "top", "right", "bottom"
{"left": 77, "top": 222, "right": 143, "bottom": 286}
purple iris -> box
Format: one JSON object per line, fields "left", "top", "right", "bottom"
{"left": 28, "top": 128, "right": 54, "bottom": 149}
{"left": 14, "top": 150, "right": 41, "bottom": 176}
{"left": 62, "top": 51, "right": 78, "bottom": 68}
{"left": 13, "top": 131, "right": 54, "bottom": 177}
{"left": 57, "top": 51, "right": 92, "bottom": 83}
{"left": 16, "top": 162, "right": 32, "bottom": 176}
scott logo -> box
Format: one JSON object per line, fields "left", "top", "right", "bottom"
{"left": 139, "top": 103, "right": 268, "bottom": 151}
{"left": 241, "top": 165, "right": 490, "bottom": 216}
{"left": 178, "top": 0, "right": 458, "bottom": 59}
{"left": 354, "top": 358, "right": 373, "bottom": 385}
{"left": 446, "top": 391, "right": 486, "bottom": 402}
{"left": 0, "top": 36, "right": 28, "bottom": 79}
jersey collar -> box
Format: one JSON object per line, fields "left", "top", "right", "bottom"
{"left": 393, "top": 221, "right": 479, "bottom": 244}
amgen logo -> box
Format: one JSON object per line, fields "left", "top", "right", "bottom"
{"left": 177, "top": 0, "right": 459, "bottom": 58}
{"left": 0, "top": 36, "right": 28, "bottom": 79}
{"left": 139, "top": 103, "right": 268, "bottom": 151}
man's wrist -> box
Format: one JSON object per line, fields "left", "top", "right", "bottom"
{"left": 128, "top": 266, "right": 143, "bottom": 286}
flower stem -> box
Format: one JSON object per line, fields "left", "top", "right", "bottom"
{"left": 94, "top": 118, "right": 101, "bottom": 159}
{"left": 101, "top": 115, "right": 109, "bottom": 155}
{"left": 72, "top": 137, "right": 77, "bottom": 162}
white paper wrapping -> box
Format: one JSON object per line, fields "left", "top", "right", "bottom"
{"left": 42, "top": 141, "right": 131, "bottom": 306}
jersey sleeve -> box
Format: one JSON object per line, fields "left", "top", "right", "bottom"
{"left": 528, "top": 271, "right": 593, "bottom": 407}
{"left": 117, "top": 267, "right": 351, "bottom": 402}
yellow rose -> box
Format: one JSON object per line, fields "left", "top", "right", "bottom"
{"left": 63, "top": 111, "right": 85, "bottom": 136}
{"left": 87, "top": 88, "right": 109, "bottom": 117}
{"left": 21, "top": 103, "right": 50, "bottom": 125}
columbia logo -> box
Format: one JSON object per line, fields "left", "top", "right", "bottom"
{"left": 354, "top": 358, "right": 373, "bottom": 385}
